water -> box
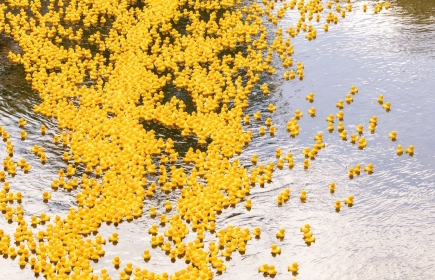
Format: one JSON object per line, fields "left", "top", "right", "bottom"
{"left": 1, "top": 0, "right": 435, "bottom": 279}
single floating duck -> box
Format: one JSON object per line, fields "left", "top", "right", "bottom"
{"left": 288, "top": 262, "right": 299, "bottom": 273}
{"left": 306, "top": 92, "right": 314, "bottom": 102}
{"left": 378, "top": 94, "right": 384, "bottom": 104}
{"left": 382, "top": 101, "right": 391, "bottom": 111}
{"left": 396, "top": 145, "right": 404, "bottom": 155}
{"left": 350, "top": 85, "right": 358, "bottom": 94}
{"left": 344, "top": 195, "right": 354, "bottom": 206}
{"left": 388, "top": 131, "right": 397, "bottom": 141}
{"left": 271, "top": 244, "right": 281, "bottom": 254}
{"left": 300, "top": 190, "right": 307, "bottom": 200}
{"left": 308, "top": 107, "right": 316, "bottom": 116}
{"left": 364, "top": 163, "right": 374, "bottom": 174}
{"left": 329, "top": 182, "right": 336, "bottom": 192}
{"left": 336, "top": 99, "right": 344, "bottom": 109}
{"left": 334, "top": 200, "right": 342, "bottom": 210}
{"left": 406, "top": 145, "right": 414, "bottom": 155}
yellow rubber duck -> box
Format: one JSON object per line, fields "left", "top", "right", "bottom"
{"left": 303, "top": 159, "right": 310, "bottom": 169}
{"left": 42, "top": 191, "right": 51, "bottom": 200}
{"left": 269, "top": 125, "right": 276, "bottom": 134}
{"left": 40, "top": 125, "right": 47, "bottom": 134}
{"left": 268, "top": 103, "right": 276, "bottom": 113}
{"left": 406, "top": 145, "right": 414, "bottom": 155}
{"left": 358, "top": 137, "right": 367, "bottom": 148}
{"left": 109, "top": 232, "right": 119, "bottom": 243}
{"left": 348, "top": 168, "right": 355, "bottom": 177}
{"left": 334, "top": 200, "right": 342, "bottom": 210}
{"left": 295, "top": 109, "right": 303, "bottom": 118}
{"left": 251, "top": 154, "right": 258, "bottom": 164}
{"left": 244, "top": 115, "right": 250, "bottom": 124}
{"left": 382, "top": 101, "right": 391, "bottom": 111}
{"left": 18, "top": 118, "right": 27, "bottom": 127}
{"left": 388, "top": 131, "right": 397, "bottom": 141}
{"left": 142, "top": 249, "right": 151, "bottom": 260}
{"left": 356, "top": 124, "right": 364, "bottom": 134}
{"left": 253, "top": 227, "right": 261, "bottom": 237}
{"left": 269, "top": 265, "right": 277, "bottom": 275}
{"left": 336, "top": 111, "right": 344, "bottom": 121}
{"left": 344, "top": 195, "right": 354, "bottom": 205}
{"left": 306, "top": 92, "right": 314, "bottom": 102}
{"left": 350, "top": 85, "right": 358, "bottom": 94}
{"left": 150, "top": 206, "right": 157, "bottom": 217}
{"left": 300, "top": 190, "right": 307, "bottom": 200}
{"left": 254, "top": 111, "right": 261, "bottom": 120}
{"left": 350, "top": 134, "right": 358, "bottom": 143}
{"left": 112, "top": 256, "right": 121, "bottom": 266}
{"left": 271, "top": 244, "right": 281, "bottom": 254}
{"left": 364, "top": 163, "right": 374, "bottom": 173}
{"left": 20, "top": 130, "right": 27, "bottom": 139}
{"left": 148, "top": 224, "right": 158, "bottom": 235}
{"left": 326, "top": 114, "right": 334, "bottom": 122}
{"left": 164, "top": 200, "right": 172, "bottom": 211}
{"left": 258, "top": 264, "right": 269, "bottom": 273}
{"left": 345, "top": 94, "right": 353, "bottom": 103}
{"left": 259, "top": 126, "right": 265, "bottom": 136}
{"left": 245, "top": 199, "right": 252, "bottom": 209}
{"left": 276, "top": 228, "right": 285, "bottom": 239}
{"left": 396, "top": 145, "right": 403, "bottom": 156}
{"left": 308, "top": 107, "right": 316, "bottom": 116}
{"left": 336, "top": 99, "right": 344, "bottom": 109}
{"left": 378, "top": 94, "right": 384, "bottom": 103}
{"left": 327, "top": 121, "right": 334, "bottom": 132}
{"left": 124, "top": 262, "right": 133, "bottom": 274}
{"left": 340, "top": 130, "right": 347, "bottom": 140}
{"left": 288, "top": 262, "right": 299, "bottom": 273}
{"left": 329, "top": 182, "right": 336, "bottom": 192}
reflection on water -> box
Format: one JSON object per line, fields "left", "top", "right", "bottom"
{"left": 1, "top": 0, "right": 435, "bottom": 279}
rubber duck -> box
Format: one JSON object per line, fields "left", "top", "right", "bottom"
{"left": 143, "top": 249, "right": 151, "bottom": 260}
{"left": 265, "top": 117, "right": 272, "bottom": 126}
{"left": 326, "top": 114, "right": 334, "bottom": 122}
{"left": 306, "top": 92, "right": 314, "bottom": 102}
{"left": 259, "top": 126, "right": 265, "bottom": 136}
{"left": 150, "top": 206, "right": 157, "bottom": 217}
{"left": 253, "top": 227, "right": 261, "bottom": 237}
{"left": 388, "top": 131, "right": 397, "bottom": 141}
{"left": 40, "top": 125, "right": 47, "bottom": 134}
{"left": 336, "top": 99, "right": 344, "bottom": 109}
{"left": 124, "top": 262, "right": 133, "bottom": 274}
{"left": 355, "top": 164, "right": 361, "bottom": 174}
{"left": 276, "top": 228, "right": 285, "bottom": 239}
{"left": 269, "top": 125, "right": 276, "bottom": 134}
{"left": 112, "top": 256, "right": 121, "bottom": 266}
{"left": 258, "top": 264, "right": 269, "bottom": 273}
{"left": 269, "top": 265, "right": 277, "bottom": 275}
{"left": 42, "top": 191, "right": 51, "bottom": 201}
{"left": 160, "top": 214, "right": 169, "bottom": 224}
{"left": 350, "top": 134, "right": 358, "bottom": 143}
{"left": 348, "top": 168, "right": 355, "bottom": 177}
{"left": 308, "top": 107, "right": 316, "bottom": 116}
{"left": 382, "top": 101, "right": 391, "bottom": 111}
{"left": 369, "top": 115, "right": 378, "bottom": 125}
{"left": 148, "top": 224, "right": 158, "bottom": 235}
{"left": 363, "top": 4, "right": 367, "bottom": 11}
{"left": 350, "top": 85, "right": 358, "bottom": 94}
{"left": 268, "top": 104, "right": 276, "bottom": 113}
{"left": 396, "top": 145, "right": 404, "bottom": 155}
{"left": 245, "top": 199, "right": 252, "bottom": 209}
{"left": 254, "top": 111, "right": 261, "bottom": 120}
{"left": 300, "top": 190, "right": 307, "bottom": 200}
{"left": 328, "top": 122, "right": 334, "bottom": 132}
{"left": 340, "top": 130, "right": 347, "bottom": 140}
{"left": 364, "top": 163, "right": 374, "bottom": 173}
{"left": 303, "top": 159, "right": 310, "bottom": 169}
{"left": 358, "top": 137, "right": 367, "bottom": 148}
{"left": 164, "top": 200, "right": 172, "bottom": 211}
{"left": 345, "top": 94, "right": 353, "bottom": 103}
{"left": 378, "top": 94, "right": 384, "bottom": 103}
{"left": 19, "top": 118, "right": 27, "bottom": 127}
{"left": 288, "top": 262, "right": 299, "bottom": 273}
{"left": 336, "top": 111, "right": 344, "bottom": 121}
{"left": 295, "top": 110, "right": 303, "bottom": 118}
{"left": 20, "top": 130, "right": 27, "bottom": 139}
{"left": 329, "top": 182, "right": 336, "bottom": 192}
{"left": 109, "top": 232, "right": 119, "bottom": 243}
{"left": 406, "top": 145, "right": 414, "bottom": 155}
{"left": 356, "top": 124, "right": 364, "bottom": 134}
{"left": 344, "top": 195, "right": 354, "bottom": 205}
{"left": 334, "top": 200, "right": 342, "bottom": 210}
{"left": 251, "top": 154, "right": 258, "bottom": 164}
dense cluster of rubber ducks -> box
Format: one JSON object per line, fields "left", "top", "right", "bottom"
{"left": 0, "top": 0, "right": 405, "bottom": 279}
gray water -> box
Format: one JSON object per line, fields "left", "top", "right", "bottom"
{"left": 1, "top": 0, "right": 435, "bottom": 279}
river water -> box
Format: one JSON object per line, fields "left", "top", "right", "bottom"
{"left": 1, "top": 0, "right": 435, "bottom": 279}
